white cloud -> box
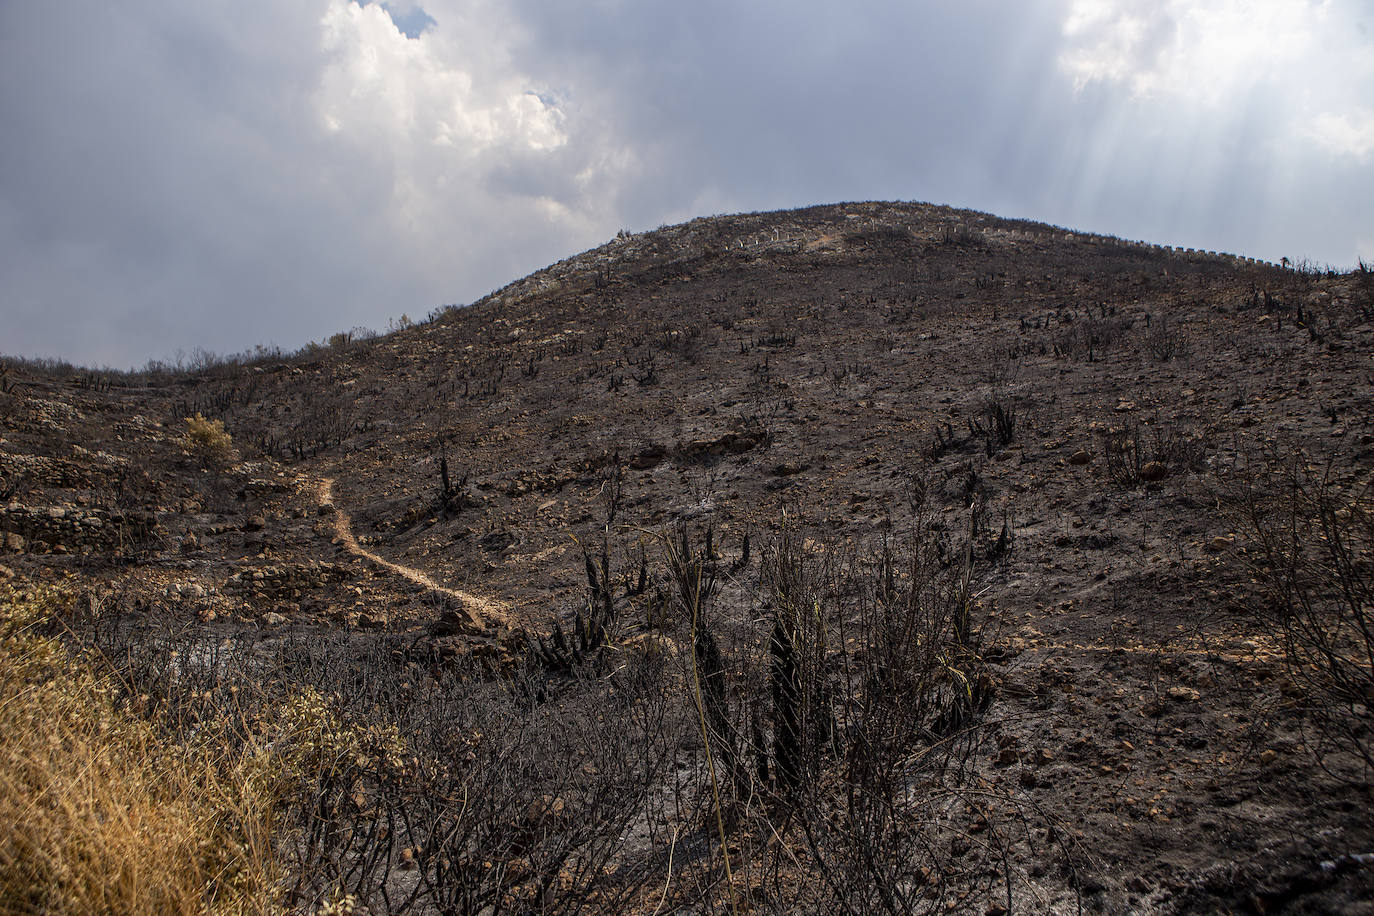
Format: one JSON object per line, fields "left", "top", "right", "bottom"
{"left": 1060, "top": 0, "right": 1325, "bottom": 102}
{"left": 1308, "top": 108, "right": 1374, "bottom": 161}
{"left": 310, "top": 0, "right": 634, "bottom": 262}
{"left": 1060, "top": 0, "right": 1177, "bottom": 94}
{"left": 317, "top": 1, "right": 565, "bottom": 154}
{"left": 1054, "top": 0, "right": 1373, "bottom": 262}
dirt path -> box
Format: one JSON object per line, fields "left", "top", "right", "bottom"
{"left": 313, "top": 477, "right": 512, "bottom": 631}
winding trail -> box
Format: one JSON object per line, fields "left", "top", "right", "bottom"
{"left": 314, "top": 477, "right": 512, "bottom": 631}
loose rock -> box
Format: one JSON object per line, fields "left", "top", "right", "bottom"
{"left": 1140, "top": 461, "right": 1169, "bottom": 482}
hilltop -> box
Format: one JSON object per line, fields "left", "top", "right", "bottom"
{"left": 2, "top": 201, "right": 1372, "bottom": 914}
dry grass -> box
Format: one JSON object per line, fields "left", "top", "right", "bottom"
{"left": 0, "top": 582, "right": 278, "bottom": 916}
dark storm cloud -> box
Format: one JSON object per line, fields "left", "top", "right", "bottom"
{"left": 1, "top": 0, "right": 1370, "bottom": 367}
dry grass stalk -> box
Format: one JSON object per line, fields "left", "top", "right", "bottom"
{"left": 0, "top": 583, "right": 278, "bottom": 916}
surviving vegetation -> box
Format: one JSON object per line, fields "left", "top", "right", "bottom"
{"left": 1, "top": 201, "right": 1372, "bottom": 913}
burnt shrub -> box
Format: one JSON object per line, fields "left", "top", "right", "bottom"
{"left": 1225, "top": 453, "right": 1374, "bottom": 771}
{"left": 1098, "top": 416, "right": 1208, "bottom": 488}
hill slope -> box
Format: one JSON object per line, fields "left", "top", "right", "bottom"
{"left": 3, "top": 201, "right": 1373, "bottom": 913}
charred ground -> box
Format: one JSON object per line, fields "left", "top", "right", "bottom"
{"left": 3, "top": 201, "right": 1372, "bottom": 914}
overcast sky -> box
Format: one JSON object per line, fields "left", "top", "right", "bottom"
{"left": 2, "top": 0, "right": 1371, "bottom": 369}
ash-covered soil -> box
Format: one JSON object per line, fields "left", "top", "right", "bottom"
{"left": 3, "top": 201, "right": 1372, "bottom": 913}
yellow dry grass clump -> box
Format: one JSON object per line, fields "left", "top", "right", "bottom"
{"left": 0, "top": 582, "right": 277, "bottom": 915}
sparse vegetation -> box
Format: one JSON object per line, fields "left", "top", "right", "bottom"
{"left": 1052, "top": 309, "right": 1133, "bottom": 362}
{"left": 3, "top": 201, "right": 1373, "bottom": 912}
{"left": 940, "top": 221, "right": 986, "bottom": 248}
{"left": 1356, "top": 259, "right": 1374, "bottom": 317}
{"left": 1143, "top": 315, "right": 1189, "bottom": 361}
{"left": 969, "top": 394, "right": 1020, "bottom": 457}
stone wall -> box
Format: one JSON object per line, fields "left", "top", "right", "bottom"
{"left": 0, "top": 504, "right": 156, "bottom": 553}
{"left": 224, "top": 561, "right": 352, "bottom": 601}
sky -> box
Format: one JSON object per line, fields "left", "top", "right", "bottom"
{"left": 2, "top": 0, "right": 1371, "bottom": 369}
